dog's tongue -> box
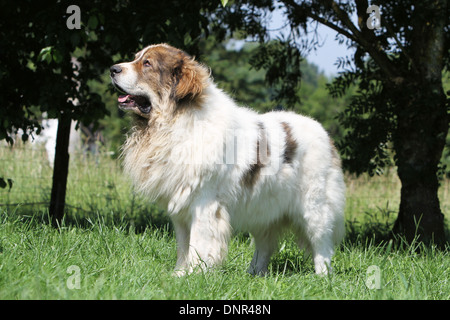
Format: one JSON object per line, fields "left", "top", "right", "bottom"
{"left": 118, "top": 95, "right": 130, "bottom": 103}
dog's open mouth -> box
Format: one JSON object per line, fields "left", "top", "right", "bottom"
{"left": 118, "top": 94, "right": 152, "bottom": 114}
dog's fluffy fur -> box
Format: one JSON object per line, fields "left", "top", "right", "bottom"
{"left": 110, "top": 44, "right": 345, "bottom": 276}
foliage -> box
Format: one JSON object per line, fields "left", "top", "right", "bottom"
{"left": 249, "top": 40, "right": 303, "bottom": 107}
{"left": 200, "top": 39, "right": 275, "bottom": 112}
{"left": 0, "top": 0, "right": 228, "bottom": 190}
{"left": 0, "top": 1, "right": 227, "bottom": 143}
{"left": 330, "top": 69, "right": 396, "bottom": 176}
{"left": 0, "top": 2, "right": 105, "bottom": 143}
{"left": 298, "top": 68, "right": 355, "bottom": 140}
{"left": 441, "top": 72, "right": 450, "bottom": 178}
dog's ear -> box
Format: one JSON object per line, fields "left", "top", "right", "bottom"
{"left": 172, "top": 53, "right": 209, "bottom": 101}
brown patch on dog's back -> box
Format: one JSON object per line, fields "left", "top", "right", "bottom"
{"left": 281, "top": 122, "right": 297, "bottom": 164}
{"left": 241, "top": 122, "right": 270, "bottom": 188}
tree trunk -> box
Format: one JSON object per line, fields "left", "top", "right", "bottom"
{"left": 393, "top": 0, "right": 448, "bottom": 247}
{"left": 49, "top": 112, "right": 72, "bottom": 227}
{"left": 393, "top": 82, "right": 447, "bottom": 247}
{"left": 394, "top": 162, "right": 446, "bottom": 247}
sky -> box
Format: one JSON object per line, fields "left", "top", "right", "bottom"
{"left": 304, "top": 24, "right": 355, "bottom": 77}
{"left": 268, "top": 7, "right": 356, "bottom": 78}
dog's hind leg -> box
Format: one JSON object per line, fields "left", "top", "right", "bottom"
{"left": 310, "top": 235, "right": 334, "bottom": 275}
{"left": 247, "top": 225, "right": 283, "bottom": 276}
{"left": 302, "top": 204, "right": 335, "bottom": 275}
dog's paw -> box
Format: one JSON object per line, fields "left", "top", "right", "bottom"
{"left": 247, "top": 266, "right": 269, "bottom": 277}
{"left": 172, "top": 269, "right": 188, "bottom": 277}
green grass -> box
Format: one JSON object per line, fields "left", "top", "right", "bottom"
{"left": 1, "top": 211, "right": 449, "bottom": 299}
{"left": 0, "top": 143, "right": 449, "bottom": 299}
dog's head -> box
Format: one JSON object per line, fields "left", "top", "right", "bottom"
{"left": 110, "top": 43, "right": 209, "bottom": 119}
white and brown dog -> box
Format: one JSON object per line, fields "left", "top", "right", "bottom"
{"left": 110, "top": 44, "right": 345, "bottom": 276}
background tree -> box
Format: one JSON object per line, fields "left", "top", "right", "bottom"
{"left": 0, "top": 1, "right": 108, "bottom": 225}
{"left": 223, "top": 0, "right": 449, "bottom": 246}
{"left": 0, "top": 0, "right": 222, "bottom": 225}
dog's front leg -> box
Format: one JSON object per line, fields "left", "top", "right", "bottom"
{"left": 183, "top": 201, "right": 231, "bottom": 274}
{"left": 172, "top": 216, "right": 191, "bottom": 276}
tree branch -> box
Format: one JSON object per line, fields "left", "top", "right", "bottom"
{"left": 280, "top": 0, "right": 353, "bottom": 40}
{"left": 355, "top": 0, "right": 412, "bottom": 72}
{"left": 307, "top": 11, "right": 357, "bottom": 43}
{"left": 327, "top": 0, "right": 398, "bottom": 79}
{"left": 280, "top": 0, "right": 403, "bottom": 81}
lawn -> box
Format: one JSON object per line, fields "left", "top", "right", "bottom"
{"left": 0, "top": 143, "right": 449, "bottom": 300}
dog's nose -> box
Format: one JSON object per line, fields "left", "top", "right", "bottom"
{"left": 110, "top": 65, "right": 122, "bottom": 76}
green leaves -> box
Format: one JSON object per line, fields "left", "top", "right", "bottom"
{"left": 37, "top": 46, "right": 63, "bottom": 64}
{"left": 37, "top": 47, "right": 53, "bottom": 64}
{"left": 333, "top": 74, "right": 395, "bottom": 176}
{"left": 87, "top": 15, "right": 99, "bottom": 30}
{"left": 250, "top": 40, "right": 303, "bottom": 108}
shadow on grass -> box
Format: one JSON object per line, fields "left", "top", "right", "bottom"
{"left": 346, "top": 206, "right": 450, "bottom": 250}
{"left": 1, "top": 202, "right": 172, "bottom": 234}
{"left": 264, "top": 206, "right": 449, "bottom": 276}
{"left": 2, "top": 201, "right": 448, "bottom": 254}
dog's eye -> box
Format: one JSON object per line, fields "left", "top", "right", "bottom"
{"left": 143, "top": 60, "right": 151, "bottom": 67}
